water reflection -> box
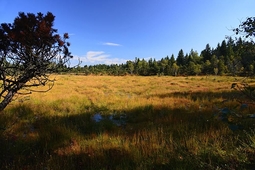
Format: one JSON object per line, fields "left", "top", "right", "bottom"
{"left": 92, "top": 112, "right": 127, "bottom": 126}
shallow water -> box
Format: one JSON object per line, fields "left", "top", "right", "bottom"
{"left": 92, "top": 113, "right": 127, "bottom": 126}
{"left": 92, "top": 113, "right": 103, "bottom": 122}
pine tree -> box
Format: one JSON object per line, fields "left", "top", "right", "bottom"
{"left": 201, "top": 44, "right": 212, "bottom": 62}
{"left": 176, "top": 49, "right": 185, "bottom": 66}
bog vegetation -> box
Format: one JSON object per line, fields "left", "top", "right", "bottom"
{"left": 1, "top": 12, "right": 255, "bottom": 169}
{"left": 1, "top": 75, "right": 255, "bottom": 169}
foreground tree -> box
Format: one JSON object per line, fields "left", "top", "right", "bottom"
{"left": 0, "top": 12, "right": 72, "bottom": 111}
{"left": 234, "top": 17, "right": 255, "bottom": 40}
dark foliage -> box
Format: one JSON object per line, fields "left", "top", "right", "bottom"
{"left": 0, "top": 12, "right": 72, "bottom": 111}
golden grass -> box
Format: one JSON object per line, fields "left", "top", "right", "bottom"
{"left": 1, "top": 75, "right": 255, "bottom": 169}
{"left": 28, "top": 75, "right": 234, "bottom": 111}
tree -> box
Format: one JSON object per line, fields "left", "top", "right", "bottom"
{"left": 134, "top": 57, "right": 141, "bottom": 75}
{"left": 189, "top": 49, "right": 201, "bottom": 64}
{"left": 169, "top": 54, "right": 175, "bottom": 66}
{"left": 213, "top": 67, "right": 219, "bottom": 75}
{"left": 201, "top": 44, "right": 212, "bottom": 62}
{"left": 148, "top": 58, "right": 159, "bottom": 75}
{"left": 171, "top": 63, "right": 179, "bottom": 76}
{"left": 213, "top": 43, "right": 221, "bottom": 57}
{"left": 176, "top": 49, "right": 185, "bottom": 66}
{"left": 187, "top": 61, "right": 201, "bottom": 75}
{"left": 0, "top": 12, "right": 73, "bottom": 111}
{"left": 159, "top": 58, "right": 168, "bottom": 75}
{"left": 234, "top": 17, "right": 255, "bottom": 40}
{"left": 126, "top": 60, "right": 134, "bottom": 75}
{"left": 202, "top": 60, "right": 212, "bottom": 74}
{"left": 220, "top": 40, "right": 227, "bottom": 57}
{"left": 218, "top": 56, "right": 226, "bottom": 75}
{"left": 139, "top": 59, "right": 149, "bottom": 76}
{"left": 210, "top": 55, "right": 219, "bottom": 68}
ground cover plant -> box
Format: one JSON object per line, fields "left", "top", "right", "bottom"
{"left": 1, "top": 75, "right": 255, "bottom": 169}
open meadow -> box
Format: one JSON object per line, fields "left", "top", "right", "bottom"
{"left": 1, "top": 75, "right": 255, "bottom": 169}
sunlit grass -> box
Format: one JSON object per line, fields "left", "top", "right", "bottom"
{"left": 1, "top": 75, "right": 255, "bottom": 169}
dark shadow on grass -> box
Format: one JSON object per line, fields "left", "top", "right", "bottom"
{"left": 151, "top": 89, "right": 247, "bottom": 102}
{"left": 52, "top": 148, "right": 135, "bottom": 170}
{"left": 0, "top": 92, "right": 255, "bottom": 169}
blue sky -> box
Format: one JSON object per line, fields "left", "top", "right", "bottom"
{"left": 0, "top": 0, "right": 255, "bottom": 66}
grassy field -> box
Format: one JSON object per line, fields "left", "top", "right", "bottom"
{"left": 1, "top": 75, "right": 255, "bottom": 169}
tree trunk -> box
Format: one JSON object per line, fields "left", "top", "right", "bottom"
{"left": 0, "top": 82, "right": 26, "bottom": 112}
{"left": 0, "top": 90, "right": 16, "bottom": 112}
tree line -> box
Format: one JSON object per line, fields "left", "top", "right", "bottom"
{"left": 0, "top": 12, "right": 254, "bottom": 111}
{"left": 64, "top": 37, "right": 255, "bottom": 76}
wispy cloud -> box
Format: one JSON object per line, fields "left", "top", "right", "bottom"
{"left": 86, "top": 51, "right": 110, "bottom": 63}
{"left": 103, "top": 42, "right": 122, "bottom": 46}
{"left": 72, "top": 51, "right": 126, "bottom": 65}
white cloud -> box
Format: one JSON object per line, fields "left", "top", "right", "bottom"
{"left": 86, "top": 51, "right": 110, "bottom": 63}
{"left": 72, "top": 51, "right": 126, "bottom": 65}
{"left": 103, "top": 42, "right": 121, "bottom": 46}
